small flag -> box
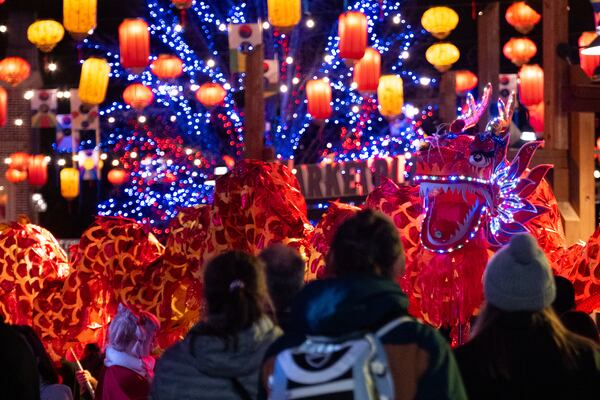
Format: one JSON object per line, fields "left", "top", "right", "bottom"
{"left": 31, "top": 89, "right": 58, "bottom": 128}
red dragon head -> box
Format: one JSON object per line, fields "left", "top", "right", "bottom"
{"left": 412, "top": 84, "right": 551, "bottom": 253}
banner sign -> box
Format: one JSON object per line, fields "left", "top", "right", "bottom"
{"left": 295, "top": 156, "right": 406, "bottom": 200}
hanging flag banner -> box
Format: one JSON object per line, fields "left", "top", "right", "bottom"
{"left": 31, "top": 89, "right": 58, "bottom": 128}
{"left": 78, "top": 149, "right": 100, "bottom": 181}
{"left": 55, "top": 114, "right": 78, "bottom": 153}
{"left": 294, "top": 155, "right": 407, "bottom": 200}
{"left": 70, "top": 89, "right": 99, "bottom": 131}
{"left": 263, "top": 59, "right": 279, "bottom": 97}
{"left": 228, "top": 23, "right": 262, "bottom": 73}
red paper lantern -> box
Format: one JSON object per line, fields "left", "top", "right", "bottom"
{"left": 353, "top": 47, "right": 381, "bottom": 93}
{"left": 5, "top": 168, "right": 27, "bottom": 183}
{"left": 9, "top": 152, "right": 31, "bottom": 171}
{"left": 338, "top": 11, "right": 368, "bottom": 61}
{"left": 0, "top": 86, "right": 6, "bottom": 127}
{"left": 579, "top": 32, "right": 600, "bottom": 79}
{"left": 123, "top": 83, "right": 154, "bottom": 110}
{"left": 503, "top": 37, "right": 537, "bottom": 67}
{"left": 151, "top": 55, "right": 183, "bottom": 80}
{"left": 505, "top": 2, "right": 541, "bottom": 35}
{"left": 27, "top": 155, "right": 48, "bottom": 186}
{"left": 108, "top": 168, "right": 129, "bottom": 185}
{"left": 455, "top": 70, "right": 478, "bottom": 94}
{"left": 0, "top": 57, "right": 30, "bottom": 86}
{"left": 528, "top": 102, "right": 544, "bottom": 133}
{"left": 172, "top": 0, "right": 193, "bottom": 9}
{"left": 195, "top": 83, "right": 227, "bottom": 107}
{"left": 119, "top": 19, "right": 150, "bottom": 74}
{"left": 518, "top": 64, "right": 544, "bottom": 107}
{"left": 306, "top": 79, "right": 332, "bottom": 120}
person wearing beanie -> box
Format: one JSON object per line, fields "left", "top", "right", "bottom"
{"left": 455, "top": 233, "right": 600, "bottom": 400}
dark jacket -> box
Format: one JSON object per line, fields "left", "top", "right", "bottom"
{"left": 455, "top": 329, "right": 600, "bottom": 400}
{"left": 260, "top": 275, "right": 467, "bottom": 400}
{"left": 0, "top": 320, "right": 40, "bottom": 400}
{"left": 151, "top": 317, "right": 281, "bottom": 400}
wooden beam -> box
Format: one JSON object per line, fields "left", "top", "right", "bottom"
{"left": 477, "top": 2, "right": 499, "bottom": 126}
{"left": 244, "top": 44, "right": 265, "bottom": 160}
{"left": 439, "top": 71, "right": 457, "bottom": 123}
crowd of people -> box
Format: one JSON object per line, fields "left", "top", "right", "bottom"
{"left": 2, "top": 210, "right": 600, "bottom": 399}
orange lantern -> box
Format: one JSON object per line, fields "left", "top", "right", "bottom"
{"left": 306, "top": 79, "right": 332, "bottom": 120}
{"left": 353, "top": 47, "right": 381, "bottom": 93}
{"left": 172, "top": 0, "right": 193, "bottom": 9}
{"left": 505, "top": 2, "right": 541, "bottom": 35}
{"left": 108, "top": 168, "right": 129, "bottom": 185}
{"left": 60, "top": 168, "right": 80, "bottom": 200}
{"left": 455, "top": 70, "right": 478, "bottom": 94}
{"left": 377, "top": 75, "right": 404, "bottom": 118}
{"left": 338, "top": 11, "right": 368, "bottom": 61}
{"left": 63, "top": 0, "right": 97, "bottom": 40}
{"left": 27, "top": 20, "right": 65, "bottom": 53}
{"left": 123, "top": 83, "right": 154, "bottom": 110}
{"left": 518, "top": 64, "right": 544, "bottom": 107}
{"left": 0, "top": 57, "right": 30, "bottom": 86}
{"left": 119, "top": 19, "right": 150, "bottom": 74}
{"left": 0, "top": 86, "right": 6, "bottom": 127}
{"left": 78, "top": 57, "right": 110, "bottom": 105}
{"left": 27, "top": 155, "right": 48, "bottom": 186}
{"left": 503, "top": 37, "right": 537, "bottom": 67}
{"left": 151, "top": 55, "right": 183, "bottom": 80}
{"left": 5, "top": 168, "right": 27, "bottom": 183}
{"left": 579, "top": 32, "right": 600, "bottom": 78}
{"left": 425, "top": 43, "right": 460, "bottom": 72}
{"left": 9, "top": 152, "right": 31, "bottom": 171}
{"left": 195, "top": 83, "right": 227, "bottom": 107}
{"left": 528, "top": 102, "right": 544, "bottom": 133}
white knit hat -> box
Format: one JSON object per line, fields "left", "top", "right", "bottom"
{"left": 484, "top": 233, "right": 556, "bottom": 311}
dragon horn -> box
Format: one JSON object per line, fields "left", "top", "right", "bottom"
{"left": 449, "top": 83, "right": 493, "bottom": 133}
{"left": 485, "top": 91, "right": 516, "bottom": 136}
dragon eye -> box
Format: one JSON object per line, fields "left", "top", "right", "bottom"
{"left": 469, "top": 152, "right": 490, "bottom": 168}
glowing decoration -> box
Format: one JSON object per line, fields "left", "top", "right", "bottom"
{"left": 9, "top": 152, "right": 31, "bottom": 171}
{"left": 505, "top": 2, "right": 541, "bottom": 35}
{"left": 60, "top": 168, "right": 80, "bottom": 200}
{"left": 377, "top": 75, "right": 404, "bottom": 118}
{"left": 151, "top": 55, "right": 183, "bottom": 80}
{"left": 78, "top": 57, "right": 109, "bottom": 105}
{"left": 455, "top": 70, "right": 478, "bottom": 94}
{"left": 267, "top": 0, "right": 301, "bottom": 29}
{"left": 63, "top": 0, "right": 97, "bottom": 40}
{"left": 107, "top": 168, "right": 129, "bottom": 186}
{"left": 27, "top": 20, "right": 64, "bottom": 53}
{"left": 5, "top": 168, "right": 27, "bottom": 183}
{"left": 353, "top": 47, "right": 381, "bottom": 93}
{"left": 27, "top": 155, "right": 48, "bottom": 187}
{"left": 123, "top": 83, "right": 154, "bottom": 110}
{"left": 0, "top": 86, "right": 6, "bottom": 127}
{"left": 119, "top": 19, "right": 150, "bottom": 74}
{"left": 195, "top": 83, "right": 227, "bottom": 108}
{"left": 579, "top": 32, "right": 600, "bottom": 78}
{"left": 528, "top": 102, "right": 544, "bottom": 133}
{"left": 171, "top": 0, "right": 193, "bottom": 9}
{"left": 338, "top": 11, "right": 368, "bottom": 61}
{"left": 503, "top": 37, "right": 537, "bottom": 67}
{"left": 425, "top": 43, "right": 460, "bottom": 72}
{"left": 0, "top": 57, "right": 30, "bottom": 86}
{"left": 421, "top": 6, "right": 459, "bottom": 40}
{"left": 518, "top": 64, "right": 544, "bottom": 106}
{"left": 306, "top": 79, "right": 332, "bottom": 120}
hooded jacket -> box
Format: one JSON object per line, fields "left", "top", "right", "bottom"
{"left": 259, "top": 275, "right": 467, "bottom": 400}
{"left": 151, "top": 317, "right": 281, "bottom": 400}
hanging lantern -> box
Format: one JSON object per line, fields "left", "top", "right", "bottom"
{"left": 267, "top": 0, "right": 301, "bottom": 29}
{"left": 503, "top": 37, "right": 537, "bottom": 67}
{"left": 107, "top": 168, "right": 129, "bottom": 186}
{"left": 171, "top": 0, "right": 193, "bottom": 9}
{"left": 27, "top": 155, "right": 48, "bottom": 187}
{"left": 421, "top": 6, "right": 459, "bottom": 40}
{"left": 0, "top": 57, "right": 30, "bottom": 86}
{"left": 306, "top": 79, "right": 332, "bottom": 120}
{"left": 195, "top": 83, "right": 227, "bottom": 108}
{"left": 27, "top": 20, "right": 65, "bottom": 53}
{"left": 60, "top": 168, "right": 80, "bottom": 200}
{"left": 5, "top": 168, "right": 27, "bottom": 184}
{"left": 0, "top": 86, "right": 6, "bottom": 127}
{"left": 527, "top": 102, "right": 544, "bottom": 133}
{"left": 455, "top": 70, "right": 478, "bottom": 94}
{"left": 9, "top": 152, "right": 31, "bottom": 171}
{"left": 78, "top": 57, "right": 109, "bottom": 105}
{"left": 338, "top": 11, "right": 368, "bottom": 61}
{"left": 377, "top": 75, "right": 404, "bottom": 118}
{"left": 63, "top": 0, "right": 97, "bottom": 40}
{"left": 123, "top": 83, "right": 154, "bottom": 110}
{"left": 353, "top": 47, "right": 381, "bottom": 93}
{"left": 151, "top": 55, "right": 184, "bottom": 80}
{"left": 518, "top": 64, "right": 544, "bottom": 106}
{"left": 579, "top": 32, "right": 600, "bottom": 79}
{"left": 119, "top": 19, "right": 150, "bottom": 74}
{"left": 425, "top": 43, "right": 460, "bottom": 72}
{"left": 505, "top": 2, "right": 541, "bottom": 35}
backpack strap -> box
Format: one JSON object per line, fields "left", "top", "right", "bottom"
{"left": 376, "top": 316, "right": 414, "bottom": 339}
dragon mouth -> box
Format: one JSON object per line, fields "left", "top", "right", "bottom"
{"left": 418, "top": 180, "right": 491, "bottom": 253}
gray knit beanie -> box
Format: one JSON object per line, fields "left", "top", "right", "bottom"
{"left": 484, "top": 233, "right": 556, "bottom": 311}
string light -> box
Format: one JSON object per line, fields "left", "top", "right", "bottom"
{"left": 306, "top": 18, "right": 315, "bottom": 28}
